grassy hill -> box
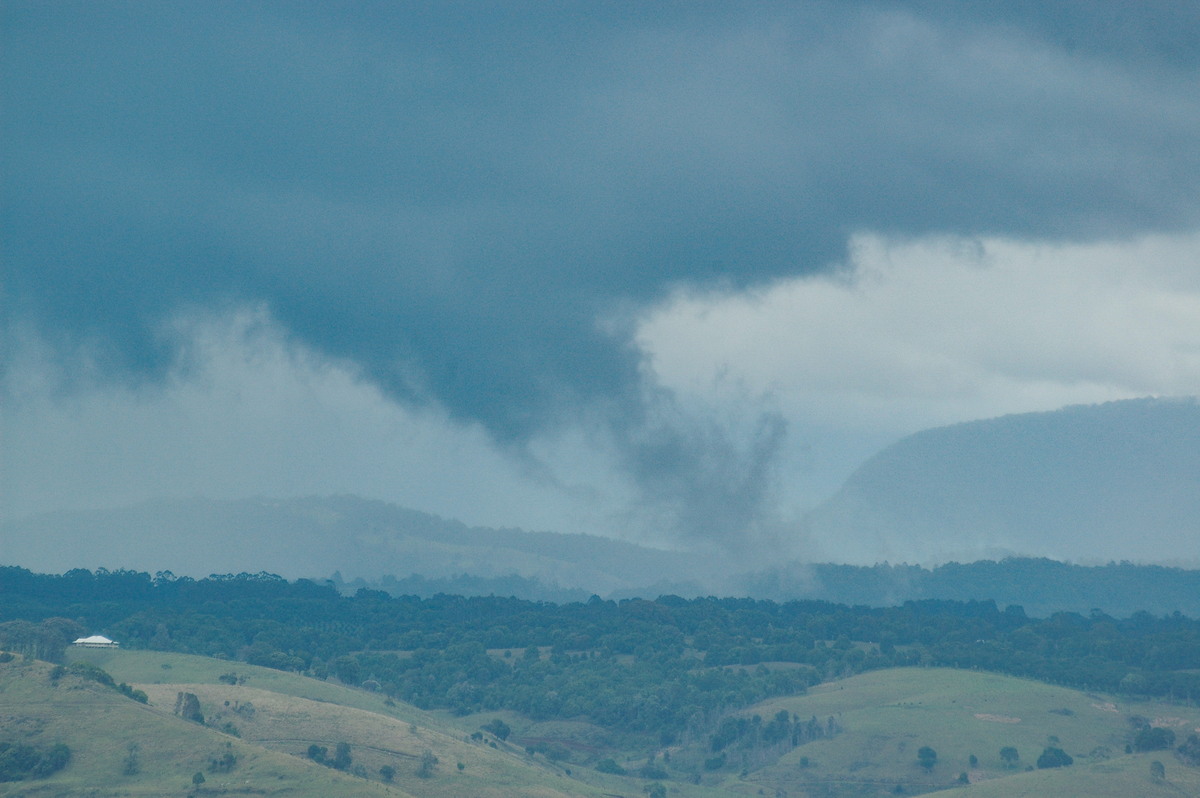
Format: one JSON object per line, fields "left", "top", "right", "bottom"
{"left": 922, "top": 753, "right": 1200, "bottom": 798}
{"left": 0, "top": 654, "right": 415, "bottom": 797}
{"left": 8, "top": 650, "right": 1198, "bottom": 797}
{"left": 52, "top": 648, "right": 741, "bottom": 798}
{"left": 683, "top": 667, "right": 1200, "bottom": 796}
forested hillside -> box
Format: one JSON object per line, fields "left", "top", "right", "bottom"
{"left": 741, "top": 558, "right": 1200, "bottom": 617}
{"left": 336, "top": 557, "right": 1200, "bottom": 617}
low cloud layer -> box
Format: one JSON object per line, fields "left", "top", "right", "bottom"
{"left": 1, "top": 308, "right": 631, "bottom": 535}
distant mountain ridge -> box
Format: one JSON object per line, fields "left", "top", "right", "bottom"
{"left": 0, "top": 495, "right": 714, "bottom": 595}
{"left": 801, "top": 397, "right": 1200, "bottom": 566}
{"left": 4, "top": 397, "right": 1199, "bottom": 614}
{"left": 6, "top": 497, "right": 1200, "bottom": 617}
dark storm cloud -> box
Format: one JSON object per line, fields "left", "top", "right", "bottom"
{"left": 4, "top": 2, "right": 1199, "bottom": 539}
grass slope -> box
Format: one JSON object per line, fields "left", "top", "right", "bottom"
{"left": 710, "top": 667, "right": 1200, "bottom": 796}
{"left": 923, "top": 752, "right": 1200, "bottom": 798}
{"left": 64, "top": 649, "right": 743, "bottom": 798}
{"left": 51, "top": 652, "right": 1200, "bottom": 797}
{"left": 0, "top": 655, "right": 416, "bottom": 797}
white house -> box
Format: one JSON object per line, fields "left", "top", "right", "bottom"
{"left": 72, "top": 635, "right": 119, "bottom": 649}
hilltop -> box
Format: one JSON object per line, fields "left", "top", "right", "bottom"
{"left": 803, "top": 397, "right": 1200, "bottom": 565}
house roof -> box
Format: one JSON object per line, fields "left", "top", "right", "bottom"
{"left": 73, "top": 635, "right": 116, "bottom": 645}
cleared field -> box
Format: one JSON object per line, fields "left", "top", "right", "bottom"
{"left": 711, "top": 667, "right": 1200, "bottom": 796}
{"left": 38, "top": 652, "right": 1200, "bottom": 797}
{"left": 923, "top": 752, "right": 1200, "bottom": 797}
{"left": 61, "top": 648, "right": 744, "bottom": 798}
{"left": 0, "top": 655, "right": 414, "bottom": 797}
{"left": 67, "top": 647, "right": 440, "bottom": 728}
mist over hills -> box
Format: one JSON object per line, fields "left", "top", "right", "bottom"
{"left": 3, "top": 398, "right": 1199, "bottom": 614}
{"left": 0, "top": 495, "right": 718, "bottom": 596}
{"left": 802, "top": 397, "right": 1200, "bottom": 566}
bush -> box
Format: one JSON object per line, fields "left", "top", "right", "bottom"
{"left": 417, "top": 749, "right": 437, "bottom": 778}
{"left": 67, "top": 662, "right": 115, "bottom": 687}
{"left": 1036, "top": 746, "right": 1073, "bottom": 769}
{"left": 639, "top": 762, "right": 668, "bottom": 779}
{"left": 0, "top": 741, "right": 71, "bottom": 782}
{"left": 1134, "top": 726, "right": 1176, "bottom": 752}
{"left": 331, "top": 742, "right": 352, "bottom": 771}
{"left": 1177, "top": 734, "right": 1200, "bottom": 766}
{"left": 481, "top": 718, "right": 511, "bottom": 741}
{"left": 118, "top": 683, "right": 148, "bottom": 703}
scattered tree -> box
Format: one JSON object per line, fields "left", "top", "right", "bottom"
{"left": 209, "top": 743, "right": 237, "bottom": 773}
{"left": 1177, "top": 734, "right": 1200, "bottom": 766}
{"left": 481, "top": 718, "right": 511, "bottom": 740}
{"left": 1036, "top": 746, "right": 1073, "bottom": 769}
{"left": 999, "top": 746, "right": 1019, "bottom": 767}
{"left": 1150, "top": 760, "right": 1165, "bottom": 782}
{"left": 379, "top": 764, "right": 395, "bottom": 782}
{"left": 332, "top": 742, "right": 352, "bottom": 771}
{"left": 192, "top": 771, "right": 205, "bottom": 787}
{"left": 0, "top": 741, "right": 71, "bottom": 781}
{"left": 174, "top": 692, "right": 204, "bottom": 724}
{"left": 417, "top": 749, "right": 438, "bottom": 778}
{"left": 917, "top": 746, "right": 937, "bottom": 772}
{"left": 644, "top": 783, "right": 667, "bottom": 798}
{"left": 1134, "top": 726, "right": 1175, "bottom": 752}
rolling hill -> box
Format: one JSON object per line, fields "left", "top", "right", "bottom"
{"left": 0, "top": 655, "right": 416, "bottom": 797}
{"left": 7, "top": 650, "right": 1198, "bottom": 797}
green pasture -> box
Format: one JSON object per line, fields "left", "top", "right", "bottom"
{"left": 719, "top": 667, "right": 1200, "bottom": 796}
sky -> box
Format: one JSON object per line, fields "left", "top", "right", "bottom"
{"left": 3, "top": 2, "right": 1200, "bottom": 561}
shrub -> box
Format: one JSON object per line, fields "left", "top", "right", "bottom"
{"left": 417, "top": 749, "right": 437, "bottom": 778}
{"left": 0, "top": 741, "right": 71, "bottom": 782}
{"left": 1134, "top": 726, "right": 1175, "bottom": 752}
{"left": 639, "top": 762, "right": 668, "bottom": 779}
{"left": 1036, "top": 746, "right": 1073, "bottom": 769}
{"left": 481, "top": 718, "right": 510, "bottom": 740}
